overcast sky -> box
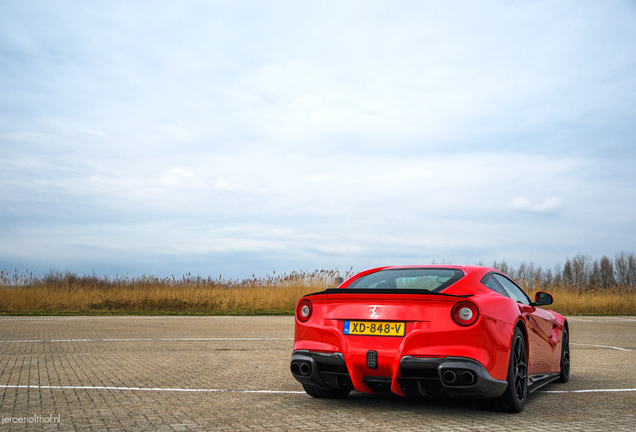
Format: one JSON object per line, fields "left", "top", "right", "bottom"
{"left": 1, "top": 1, "right": 635, "bottom": 280}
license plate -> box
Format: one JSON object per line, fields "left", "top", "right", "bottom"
{"left": 343, "top": 320, "right": 405, "bottom": 337}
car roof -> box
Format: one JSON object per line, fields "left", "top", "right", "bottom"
{"left": 340, "top": 265, "right": 504, "bottom": 291}
{"left": 352, "top": 265, "right": 496, "bottom": 275}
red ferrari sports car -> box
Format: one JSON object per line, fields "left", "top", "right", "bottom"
{"left": 290, "top": 266, "right": 570, "bottom": 412}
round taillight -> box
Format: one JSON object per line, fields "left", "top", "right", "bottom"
{"left": 452, "top": 301, "right": 479, "bottom": 326}
{"left": 296, "top": 299, "right": 312, "bottom": 322}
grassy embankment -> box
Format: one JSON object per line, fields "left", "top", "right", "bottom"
{"left": 524, "top": 286, "right": 636, "bottom": 316}
{"left": 0, "top": 270, "right": 342, "bottom": 316}
{"left": 1, "top": 267, "right": 635, "bottom": 316}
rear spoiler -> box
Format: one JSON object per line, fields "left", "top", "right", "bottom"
{"left": 303, "top": 288, "right": 472, "bottom": 298}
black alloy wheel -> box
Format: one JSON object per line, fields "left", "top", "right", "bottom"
{"left": 556, "top": 328, "right": 570, "bottom": 383}
{"left": 487, "top": 327, "right": 528, "bottom": 413}
{"left": 511, "top": 332, "right": 528, "bottom": 404}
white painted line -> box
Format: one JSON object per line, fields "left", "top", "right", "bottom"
{"left": 538, "top": 388, "right": 636, "bottom": 394}
{"left": 0, "top": 337, "right": 293, "bottom": 343}
{"left": 2, "top": 384, "right": 635, "bottom": 396}
{"left": 0, "top": 385, "right": 304, "bottom": 394}
{"left": 570, "top": 343, "right": 631, "bottom": 352}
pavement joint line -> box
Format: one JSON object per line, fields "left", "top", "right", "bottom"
{"left": 0, "top": 337, "right": 294, "bottom": 343}
{"left": 0, "top": 385, "right": 305, "bottom": 394}
{"left": 570, "top": 343, "right": 631, "bottom": 351}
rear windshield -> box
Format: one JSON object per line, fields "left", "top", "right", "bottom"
{"left": 347, "top": 268, "right": 464, "bottom": 292}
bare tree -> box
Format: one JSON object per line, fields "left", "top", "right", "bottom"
{"left": 526, "top": 262, "right": 534, "bottom": 289}
{"left": 525, "top": 262, "right": 542, "bottom": 290}
{"left": 492, "top": 260, "right": 511, "bottom": 276}
{"left": 600, "top": 256, "right": 615, "bottom": 288}
{"left": 517, "top": 262, "right": 528, "bottom": 286}
{"left": 629, "top": 253, "right": 636, "bottom": 288}
{"left": 615, "top": 251, "right": 631, "bottom": 287}
{"left": 571, "top": 254, "right": 591, "bottom": 290}
{"left": 590, "top": 260, "right": 601, "bottom": 288}
{"left": 543, "top": 268, "right": 553, "bottom": 287}
{"left": 563, "top": 258, "right": 573, "bottom": 286}
{"left": 553, "top": 263, "right": 562, "bottom": 285}
{"left": 532, "top": 263, "right": 543, "bottom": 290}
{"left": 615, "top": 252, "right": 636, "bottom": 288}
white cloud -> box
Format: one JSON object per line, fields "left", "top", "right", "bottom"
{"left": 158, "top": 168, "right": 199, "bottom": 188}
{"left": 511, "top": 197, "right": 563, "bottom": 215}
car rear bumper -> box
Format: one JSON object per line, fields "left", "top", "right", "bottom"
{"left": 290, "top": 351, "right": 354, "bottom": 391}
{"left": 291, "top": 350, "right": 507, "bottom": 399}
{"left": 398, "top": 356, "right": 507, "bottom": 398}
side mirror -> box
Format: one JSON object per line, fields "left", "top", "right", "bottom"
{"left": 534, "top": 291, "right": 553, "bottom": 306}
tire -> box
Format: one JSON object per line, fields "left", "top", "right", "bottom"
{"left": 302, "top": 384, "right": 350, "bottom": 399}
{"left": 487, "top": 327, "right": 528, "bottom": 413}
{"left": 555, "top": 328, "right": 570, "bottom": 383}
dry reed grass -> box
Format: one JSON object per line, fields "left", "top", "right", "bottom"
{"left": 1, "top": 268, "right": 634, "bottom": 315}
{"left": 526, "top": 285, "right": 636, "bottom": 316}
{"left": 0, "top": 269, "right": 350, "bottom": 314}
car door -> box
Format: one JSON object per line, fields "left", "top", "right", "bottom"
{"left": 492, "top": 274, "right": 556, "bottom": 375}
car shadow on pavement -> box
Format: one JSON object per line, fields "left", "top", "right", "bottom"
{"left": 313, "top": 391, "right": 490, "bottom": 412}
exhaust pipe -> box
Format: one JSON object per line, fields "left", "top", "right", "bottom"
{"left": 461, "top": 371, "right": 475, "bottom": 385}
{"left": 299, "top": 362, "right": 311, "bottom": 376}
{"left": 290, "top": 362, "right": 300, "bottom": 375}
{"left": 442, "top": 370, "right": 456, "bottom": 384}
